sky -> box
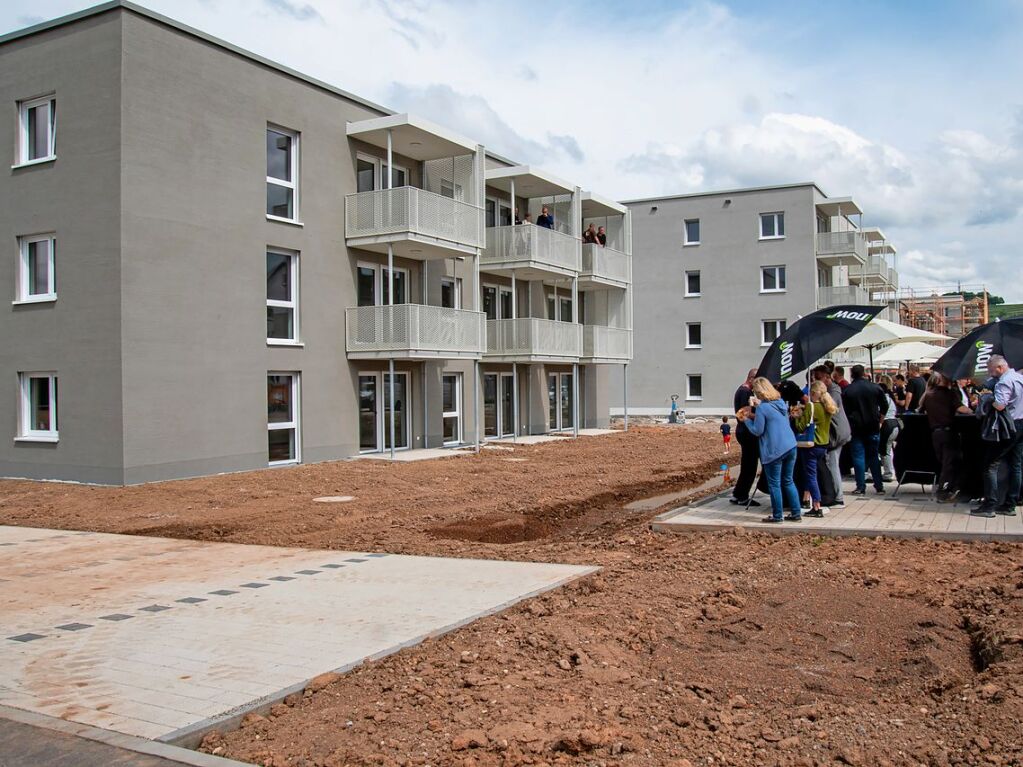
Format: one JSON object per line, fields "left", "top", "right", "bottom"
{"left": 4, "top": 0, "right": 1023, "bottom": 301}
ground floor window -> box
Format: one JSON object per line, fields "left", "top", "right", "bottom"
{"left": 358, "top": 371, "right": 409, "bottom": 452}
{"left": 19, "top": 372, "right": 58, "bottom": 441}
{"left": 267, "top": 373, "right": 299, "bottom": 464}
{"left": 442, "top": 373, "right": 462, "bottom": 446}
{"left": 686, "top": 374, "right": 703, "bottom": 401}
{"left": 483, "top": 372, "right": 515, "bottom": 438}
{"left": 547, "top": 372, "right": 574, "bottom": 431}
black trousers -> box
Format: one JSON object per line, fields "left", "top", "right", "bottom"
{"left": 733, "top": 425, "right": 760, "bottom": 501}
{"left": 931, "top": 427, "right": 961, "bottom": 493}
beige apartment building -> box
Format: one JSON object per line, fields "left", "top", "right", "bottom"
{"left": 0, "top": 2, "right": 632, "bottom": 484}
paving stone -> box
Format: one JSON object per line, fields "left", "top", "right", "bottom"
{"left": 8, "top": 633, "right": 46, "bottom": 642}
{"left": 99, "top": 614, "right": 134, "bottom": 622}
{"left": 208, "top": 590, "right": 238, "bottom": 596}
{"left": 138, "top": 605, "right": 171, "bottom": 613}
{"left": 55, "top": 623, "right": 92, "bottom": 632}
{"left": 175, "top": 597, "right": 207, "bottom": 604}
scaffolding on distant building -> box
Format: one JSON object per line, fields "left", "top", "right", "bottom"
{"left": 897, "top": 285, "right": 989, "bottom": 338}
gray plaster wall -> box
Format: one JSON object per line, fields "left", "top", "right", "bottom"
{"left": 614, "top": 186, "right": 819, "bottom": 414}
{"left": 0, "top": 12, "right": 125, "bottom": 483}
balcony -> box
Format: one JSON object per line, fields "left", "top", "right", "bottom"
{"left": 818, "top": 285, "right": 869, "bottom": 309}
{"left": 481, "top": 225, "right": 580, "bottom": 279}
{"left": 849, "top": 255, "right": 891, "bottom": 287}
{"left": 579, "top": 244, "right": 631, "bottom": 290}
{"left": 485, "top": 318, "right": 582, "bottom": 362}
{"left": 346, "top": 304, "right": 485, "bottom": 360}
{"left": 345, "top": 187, "right": 483, "bottom": 259}
{"left": 581, "top": 325, "right": 632, "bottom": 363}
{"left": 816, "top": 231, "right": 867, "bottom": 266}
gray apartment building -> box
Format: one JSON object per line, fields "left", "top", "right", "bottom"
{"left": 613, "top": 183, "right": 897, "bottom": 415}
{"left": 0, "top": 2, "right": 632, "bottom": 484}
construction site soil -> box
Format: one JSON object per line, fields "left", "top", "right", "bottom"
{"left": 1, "top": 425, "right": 1021, "bottom": 767}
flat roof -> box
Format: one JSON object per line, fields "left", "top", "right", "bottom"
{"left": 486, "top": 166, "right": 576, "bottom": 197}
{"left": 621, "top": 182, "right": 826, "bottom": 206}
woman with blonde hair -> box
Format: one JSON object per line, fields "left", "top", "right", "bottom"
{"left": 746, "top": 377, "right": 801, "bottom": 523}
{"left": 794, "top": 380, "right": 838, "bottom": 518}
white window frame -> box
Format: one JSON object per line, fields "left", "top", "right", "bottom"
{"left": 759, "top": 212, "right": 785, "bottom": 240}
{"left": 18, "top": 372, "right": 59, "bottom": 442}
{"left": 357, "top": 152, "right": 409, "bottom": 191}
{"left": 761, "top": 319, "right": 788, "bottom": 347}
{"left": 440, "top": 276, "right": 462, "bottom": 309}
{"left": 441, "top": 373, "right": 462, "bottom": 446}
{"left": 683, "top": 218, "right": 700, "bottom": 246}
{"left": 267, "top": 372, "right": 300, "bottom": 466}
{"left": 358, "top": 370, "right": 411, "bottom": 453}
{"left": 685, "top": 322, "right": 702, "bottom": 349}
{"left": 684, "top": 270, "right": 701, "bottom": 298}
{"left": 686, "top": 374, "right": 703, "bottom": 401}
{"left": 266, "top": 125, "right": 300, "bottom": 225}
{"left": 266, "top": 248, "right": 300, "bottom": 345}
{"left": 16, "top": 95, "right": 56, "bottom": 167}
{"left": 16, "top": 233, "right": 57, "bottom": 304}
{"left": 760, "top": 264, "right": 787, "bottom": 294}
{"left": 358, "top": 260, "right": 409, "bottom": 306}
{"left": 485, "top": 195, "right": 513, "bottom": 228}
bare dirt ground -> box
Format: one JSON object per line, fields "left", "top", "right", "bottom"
{"left": 2, "top": 425, "right": 1022, "bottom": 767}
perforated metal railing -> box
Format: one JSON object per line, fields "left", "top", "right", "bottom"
{"left": 818, "top": 285, "right": 869, "bottom": 308}
{"left": 344, "top": 187, "right": 483, "bottom": 248}
{"left": 485, "top": 318, "right": 582, "bottom": 359}
{"left": 582, "top": 326, "right": 632, "bottom": 361}
{"left": 816, "top": 231, "right": 868, "bottom": 261}
{"left": 481, "top": 225, "right": 581, "bottom": 273}
{"left": 346, "top": 304, "right": 486, "bottom": 356}
{"left": 580, "top": 244, "right": 631, "bottom": 285}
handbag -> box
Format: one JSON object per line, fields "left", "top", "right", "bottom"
{"left": 796, "top": 403, "right": 817, "bottom": 449}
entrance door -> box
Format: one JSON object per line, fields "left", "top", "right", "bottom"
{"left": 484, "top": 372, "right": 515, "bottom": 439}
{"left": 442, "top": 374, "right": 462, "bottom": 446}
{"left": 500, "top": 374, "right": 515, "bottom": 437}
{"left": 547, "top": 372, "right": 574, "bottom": 431}
{"left": 358, "top": 371, "right": 410, "bottom": 452}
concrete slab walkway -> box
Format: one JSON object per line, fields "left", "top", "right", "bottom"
{"left": 652, "top": 481, "right": 1023, "bottom": 541}
{"left": 0, "top": 526, "right": 595, "bottom": 745}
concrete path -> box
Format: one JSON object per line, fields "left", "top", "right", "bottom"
{"left": 652, "top": 481, "right": 1023, "bottom": 541}
{"left": 0, "top": 526, "right": 595, "bottom": 747}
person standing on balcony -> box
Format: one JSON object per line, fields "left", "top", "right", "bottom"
{"left": 597, "top": 226, "right": 607, "bottom": 246}
{"left": 582, "top": 223, "right": 598, "bottom": 244}
{"left": 537, "top": 205, "right": 554, "bottom": 229}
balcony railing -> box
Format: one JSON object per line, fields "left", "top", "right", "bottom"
{"left": 481, "top": 225, "right": 580, "bottom": 274}
{"left": 345, "top": 187, "right": 483, "bottom": 249}
{"left": 485, "top": 318, "right": 582, "bottom": 360}
{"left": 816, "top": 231, "right": 867, "bottom": 263}
{"left": 581, "top": 325, "right": 632, "bottom": 362}
{"left": 818, "top": 285, "right": 869, "bottom": 308}
{"left": 580, "top": 244, "right": 631, "bottom": 286}
{"left": 346, "top": 304, "right": 485, "bottom": 358}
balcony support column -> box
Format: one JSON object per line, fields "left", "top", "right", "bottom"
{"left": 572, "top": 274, "right": 579, "bottom": 439}
{"left": 388, "top": 242, "right": 395, "bottom": 461}
{"left": 474, "top": 249, "right": 481, "bottom": 453}
{"left": 511, "top": 269, "right": 518, "bottom": 440}
{"left": 623, "top": 364, "right": 629, "bottom": 432}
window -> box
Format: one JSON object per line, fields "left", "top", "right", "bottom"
{"left": 761, "top": 265, "right": 787, "bottom": 293}
{"left": 442, "top": 374, "right": 462, "bottom": 445}
{"left": 762, "top": 319, "right": 788, "bottom": 346}
{"left": 686, "top": 374, "right": 703, "bottom": 401}
{"left": 267, "top": 373, "right": 299, "bottom": 464}
{"left": 685, "top": 323, "right": 702, "bottom": 349}
{"left": 441, "top": 277, "right": 462, "bottom": 309}
{"left": 760, "top": 212, "right": 785, "bottom": 239}
{"left": 17, "top": 96, "right": 56, "bottom": 165}
{"left": 266, "top": 249, "right": 298, "bottom": 343}
{"left": 17, "top": 234, "right": 56, "bottom": 302}
{"left": 266, "top": 126, "right": 299, "bottom": 222}
{"left": 683, "top": 219, "right": 700, "bottom": 246}
{"left": 18, "top": 373, "right": 58, "bottom": 441}
{"left": 684, "top": 270, "right": 701, "bottom": 297}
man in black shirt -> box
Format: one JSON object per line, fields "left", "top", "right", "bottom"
{"left": 730, "top": 368, "right": 761, "bottom": 506}
{"left": 537, "top": 205, "right": 554, "bottom": 229}
{"left": 904, "top": 365, "right": 926, "bottom": 412}
{"left": 842, "top": 365, "right": 888, "bottom": 494}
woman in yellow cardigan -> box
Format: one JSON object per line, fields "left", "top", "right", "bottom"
{"left": 793, "top": 380, "right": 838, "bottom": 518}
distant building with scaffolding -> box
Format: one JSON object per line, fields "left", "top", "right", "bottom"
{"left": 898, "top": 286, "right": 989, "bottom": 339}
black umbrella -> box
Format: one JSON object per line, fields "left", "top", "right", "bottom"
{"left": 932, "top": 317, "right": 1023, "bottom": 381}
{"left": 756, "top": 304, "right": 885, "bottom": 382}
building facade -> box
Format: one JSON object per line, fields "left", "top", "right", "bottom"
{"left": 0, "top": 2, "right": 631, "bottom": 484}
{"left": 614, "top": 183, "right": 897, "bottom": 415}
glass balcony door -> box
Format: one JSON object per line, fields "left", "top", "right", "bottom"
{"left": 358, "top": 371, "right": 410, "bottom": 452}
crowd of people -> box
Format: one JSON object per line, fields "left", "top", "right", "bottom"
{"left": 511, "top": 206, "right": 612, "bottom": 246}
{"left": 728, "top": 356, "right": 1023, "bottom": 523}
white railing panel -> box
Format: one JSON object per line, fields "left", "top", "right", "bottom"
{"left": 582, "top": 326, "right": 632, "bottom": 360}
{"left": 816, "top": 231, "right": 867, "bottom": 260}
{"left": 346, "top": 304, "right": 485, "bottom": 355}
{"left": 345, "top": 188, "right": 483, "bottom": 248}
{"left": 580, "top": 244, "right": 631, "bottom": 284}
{"left": 485, "top": 318, "right": 582, "bottom": 358}
{"left": 482, "top": 225, "right": 580, "bottom": 273}
{"left": 818, "top": 285, "right": 869, "bottom": 308}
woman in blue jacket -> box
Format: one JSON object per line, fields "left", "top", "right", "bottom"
{"left": 746, "top": 377, "right": 802, "bottom": 523}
